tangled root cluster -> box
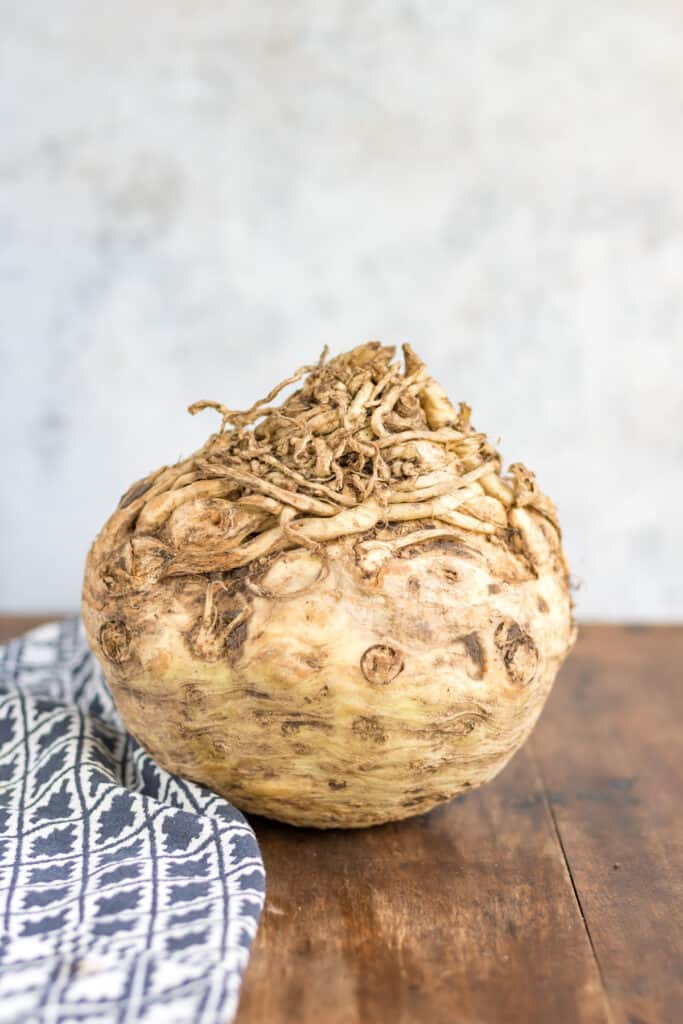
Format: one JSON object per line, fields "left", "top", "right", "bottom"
{"left": 83, "top": 343, "right": 576, "bottom": 828}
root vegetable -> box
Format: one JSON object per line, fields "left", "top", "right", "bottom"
{"left": 82, "top": 343, "right": 576, "bottom": 828}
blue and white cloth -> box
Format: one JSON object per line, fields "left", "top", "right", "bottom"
{"left": 0, "top": 619, "right": 265, "bottom": 1024}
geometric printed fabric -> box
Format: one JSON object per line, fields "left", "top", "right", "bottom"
{"left": 0, "top": 619, "right": 265, "bottom": 1024}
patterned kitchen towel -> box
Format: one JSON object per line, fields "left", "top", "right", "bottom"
{"left": 0, "top": 619, "right": 265, "bottom": 1024}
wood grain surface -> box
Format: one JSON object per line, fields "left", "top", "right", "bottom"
{"left": 1, "top": 617, "right": 680, "bottom": 1024}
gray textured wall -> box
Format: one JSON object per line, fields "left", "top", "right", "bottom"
{"left": 1, "top": 2, "right": 682, "bottom": 619}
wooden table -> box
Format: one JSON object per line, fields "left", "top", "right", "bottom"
{"left": 2, "top": 618, "right": 681, "bottom": 1024}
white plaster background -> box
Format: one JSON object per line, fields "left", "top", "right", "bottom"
{"left": 1, "top": 2, "right": 681, "bottom": 618}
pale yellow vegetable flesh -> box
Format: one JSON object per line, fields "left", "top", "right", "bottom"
{"left": 82, "top": 343, "right": 576, "bottom": 828}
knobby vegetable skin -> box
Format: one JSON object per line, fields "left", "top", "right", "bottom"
{"left": 82, "top": 343, "right": 576, "bottom": 828}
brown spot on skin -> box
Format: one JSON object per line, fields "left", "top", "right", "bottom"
{"left": 183, "top": 683, "right": 209, "bottom": 712}
{"left": 227, "top": 565, "right": 251, "bottom": 583}
{"left": 302, "top": 652, "right": 324, "bottom": 671}
{"left": 352, "top": 715, "right": 386, "bottom": 743}
{"left": 502, "top": 528, "right": 538, "bottom": 579}
{"left": 495, "top": 620, "right": 539, "bottom": 686}
{"left": 407, "top": 576, "right": 420, "bottom": 594}
{"left": 187, "top": 606, "right": 248, "bottom": 662}
{"left": 130, "top": 540, "right": 173, "bottom": 579}
{"left": 281, "top": 719, "right": 333, "bottom": 736}
{"left": 441, "top": 568, "right": 460, "bottom": 585}
{"left": 100, "top": 620, "right": 131, "bottom": 664}
{"left": 452, "top": 715, "right": 481, "bottom": 737}
{"left": 280, "top": 721, "right": 301, "bottom": 735}
{"left": 148, "top": 651, "right": 171, "bottom": 674}
{"left": 361, "top": 644, "right": 404, "bottom": 685}
{"left": 537, "top": 596, "right": 549, "bottom": 613}
{"left": 460, "top": 632, "right": 486, "bottom": 679}
{"left": 305, "top": 683, "right": 331, "bottom": 704}
{"left": 226, "top": 619, "right": 247, "bottom": 652}
{"left": 504, "top": 527, "right": 523, "bottom": 554}
{"left": 488, "top": 583, "right": 501, "bottom": 594}
{"left": 405, "top": 538, "right": 476, "bottom": 559}
{"left": 424, "top": 709, "right": 486, "bottom": 740}
{"left": 118, "top": 477, "right": 155, "bottom": 509}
